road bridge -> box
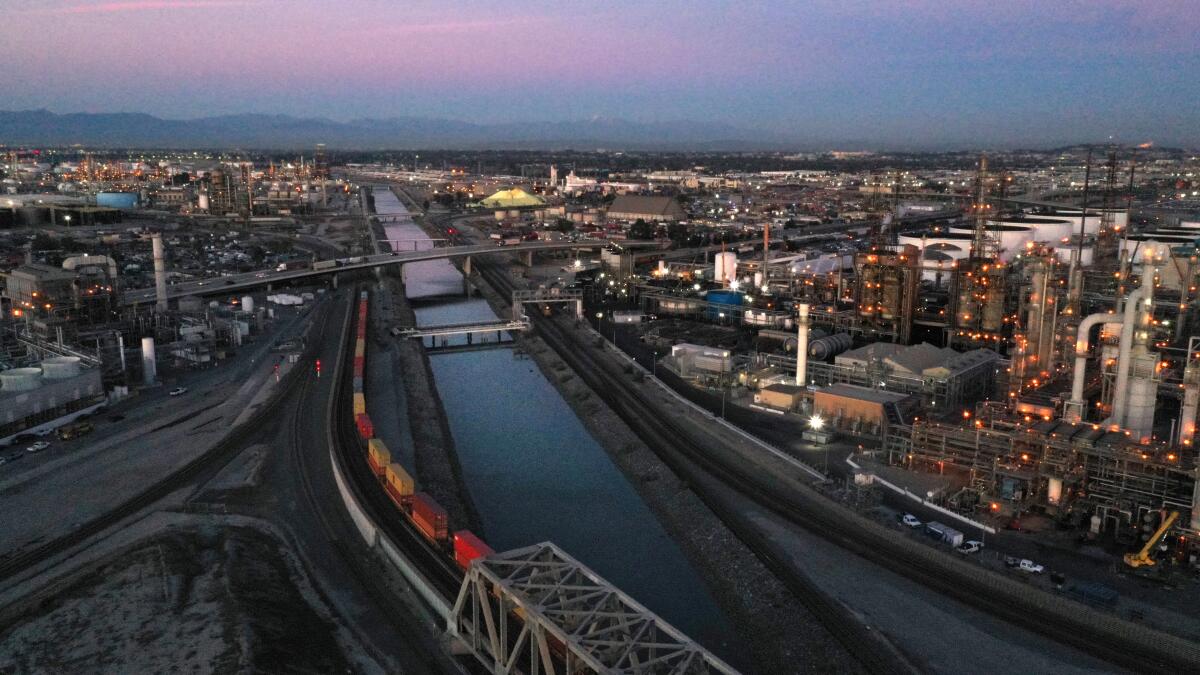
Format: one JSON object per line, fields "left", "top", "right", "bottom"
{"left": 121, "top": 240, "right": 613, "bottom": 306}
{"left": 392, "top": 318, "right": 529, "bottom": 339}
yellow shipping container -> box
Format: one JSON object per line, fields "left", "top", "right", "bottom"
{"left": 353, "top": 392, "right": 366, "bottom": 416}
{"left": 386, "top": 462, "right": 415, "bottom": 497}
{"left": 368, "top": 437, "right": 391, "bottom": 466}
{"left": 355, "top": 338, "right": 366, "bottom": 358}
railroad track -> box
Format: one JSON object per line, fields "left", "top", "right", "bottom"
{"left": 328, "top": 285, "right": 463, "bottom": 603}
{"left": 0, "top": 324, "right": 315, "bottom": 587}
{"left": 472, "top": 258, "right": 1199, "bottom": 674}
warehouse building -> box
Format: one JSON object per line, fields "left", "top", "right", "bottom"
{"left": 606, "top": 195, "right": 686, "bottom": 222}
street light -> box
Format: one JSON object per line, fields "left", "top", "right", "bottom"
{"left": 809, "top": 414, "right": 824, "bottom": 430}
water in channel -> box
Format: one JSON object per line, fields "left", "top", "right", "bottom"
{"left": 372, "top": 186, "right": 743, "bottom": 665}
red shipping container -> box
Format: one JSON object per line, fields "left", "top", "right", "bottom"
{"left": 353, "top": 355, "right": 365, "bottom": 373}
{"left": 453, "top": 530, "right": 493, "bottom": 569}
{"left": 411, "top": 492, "right": 448, "bottom": 541}
{"left": 355, "top": 412, "right": 374, "bottom": 440}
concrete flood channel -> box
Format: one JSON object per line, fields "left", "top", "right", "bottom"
{"left": 369, "top": 187, "right": 743, "bottom": 666}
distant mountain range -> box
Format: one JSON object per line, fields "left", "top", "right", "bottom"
{"left": 0, "top": 109, "right": 791, "bottom": 151}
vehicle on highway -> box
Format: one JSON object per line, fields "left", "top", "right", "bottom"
{"left": 108, "top": 414, "right": 126, "bottom": 422}
{"left": 255, "top": 272, "right": 268, "bottom": 278}
{"left": 900, "top": 513, "right": 922, "bottom": 528}
{"left": 26, "top": 441, "right": 50, "bottom": 453}
{"left": 1019, "top": 559, "right": 1044, "bottom": 574}
{"left": 57, "top": 421, "right": 93, "bottom": 441}
{"left": 224, "top": 279, "right": 236, "bottom": 285}
{"left": 35, "top": 428, "right": 54, "bottom": 437}
{"left": 168, "top": 387, "right": 188, "bottom": 396}
{"left": 957, "top": 540, "right": 984, "bottom": 555}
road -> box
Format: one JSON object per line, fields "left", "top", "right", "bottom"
{"left": 120, "top": 239, "right": 618, "bottom": 305}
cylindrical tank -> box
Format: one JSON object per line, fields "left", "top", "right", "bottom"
{"left": 753, "top": 271, "right": 764, "bottom": 288}
{"left": 949, "top": 224, "right": 1033, "bottom": 260}
{"left": 142, "top": 337, "right": 157, "bottom": 385}
{"left": 1, "top": 367, "right": 42, "bottom": 391}
{"left": 987, "top": 216, "right": 1075, "bottom": 243}
{"left": 241, "top": 295, "right": 254, "bottom": 313}
{"left": 713, "top": 252, "right": 737, "bottom": 284}
{"left": 40, "top": 356, "right": 81, "bottom": 379}
{"left": 197, "top": 192, "right": 210, "bottom": 211}
{"left": 809, "top": 333, "right": 853, "bottom": 360}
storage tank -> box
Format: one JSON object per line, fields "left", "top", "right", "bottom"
{"left": 0, "top": 367, "right": 42, "bottom": 391}
{"left": 988, "top": 216, "right": 1075, "bottom": 243}
{"left": 809, "top": 333, "right": 853, "bottom": 360}
{"left": 142, "top": 337, "right": 157, "bottom": 385}
{"left": 705, "top": 290, "right": 743, "bottom": 320}
{"left": 713, "top": 251, "right": 737, "bottom": 284}
{"left": 241, "top": 295, "right": 255, "bottom": 313}
{"left": 40, "top": 356, "right": 81, "bottom": 379}
{"left": 96, "top": 191, "right": 139, "bottom": 209}
{"left": 948, "top": 224, "right": 1033, "bottom": 261}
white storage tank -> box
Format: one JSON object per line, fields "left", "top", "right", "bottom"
{"left": 988, "top": 216, "right": 1075, "bottom": 243}
{"left": 1, "top": 367, "right": 42, "bottom": 391}
{"left": 949, "top": 224, "right": 1033, "bottom": 261}
{"left": 40, "top": 356, "right": 81, "bottom": 379}
{"left": 713, "top": 251, "right": 737, "bottom": 284}
{"left": 142, "top": 337, "right": 157, "bottom": 385}
{"left": 241, "top": 295, "right": 255, "bottom": 313}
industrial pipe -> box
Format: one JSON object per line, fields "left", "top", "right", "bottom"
{"left": 1065, "top": 311, "right": 1119, "bottom": 422}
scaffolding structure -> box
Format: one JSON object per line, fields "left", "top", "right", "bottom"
{"left": 451, "top": 542, "right": 738, "bottom": 675}
{"left": 886, "top": 419, "right": 1198, "bottom": 531}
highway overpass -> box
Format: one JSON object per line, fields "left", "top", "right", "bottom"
{"left": 122, "top": 239, "right": 620, "bottom": 306}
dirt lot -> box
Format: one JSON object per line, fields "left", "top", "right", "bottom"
{"left": 0, "top": 525, "right": 350, "bottom": 674}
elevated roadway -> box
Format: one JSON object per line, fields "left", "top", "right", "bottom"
{"left": 121, "top": 239, "right": 616, "bottom": 306}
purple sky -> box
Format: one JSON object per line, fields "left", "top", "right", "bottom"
{"left": 4, "top": 0, "right": 1198, "bottom": 147}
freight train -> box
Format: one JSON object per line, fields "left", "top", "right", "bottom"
{"left": 350, "top": 290, "right": 493, "bottom": 570}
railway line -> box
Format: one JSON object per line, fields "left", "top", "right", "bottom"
{"left": 468, "top": 252, "right": 1200, "bottom": 673}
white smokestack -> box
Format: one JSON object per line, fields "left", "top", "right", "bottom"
{"left": 152, "top": 233, "right": 168, "bottom": 312}
{"left": 795, "top": 303, "right": 810, "bottom": 386}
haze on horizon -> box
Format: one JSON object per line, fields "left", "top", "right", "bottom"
{"left": 3, "top": 0, "right": 1198, "bottom": 149}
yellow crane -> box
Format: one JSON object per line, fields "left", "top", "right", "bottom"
{"left": 1123, "top": 511, "right": 1180, "bottom": 568}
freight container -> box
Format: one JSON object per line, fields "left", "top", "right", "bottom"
{"left": 924, "top": 521, "right": 964, "bottom": 548}
{"left": 353, "top": 392, "right": 366, "bottom": 416}
{"left": 385, "top": 462, "right": 415, "bottom": 507}
{"left": 453, "top": 530, "right": 494, "bottom": 569}
{"left": 367, "top": 438, "right": 390, "bottom": 477}
{"left": 353, "top": 355, "right": 365, "bottom": 373}
{"left": 352, "top": 376, "right": 364, "bottom": 393}
{"left": 411, "top": 492, "right": 448, "bottom": 542}
{"left": 355, "top": 413, "right": 374, "bottom": 440}
{"left": 355, "top": 338, "right": 366, "bottom": 358}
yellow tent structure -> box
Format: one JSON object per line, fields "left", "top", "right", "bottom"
{"left": 479, "top": 188, "right": 544, "bottom": 208}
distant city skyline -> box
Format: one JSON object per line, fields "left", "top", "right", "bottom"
{"left": 4, "top": 0, "right": 1199, "bottom": 148}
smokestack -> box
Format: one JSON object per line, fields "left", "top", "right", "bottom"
{"left": 141, "top": 337, "right": 157, "bottom": 385}
{"left": 152, "top": 233, "right": 168, "bottom": 312}
{"left": 795, "top": 303, "right": 810, "bottom": 386}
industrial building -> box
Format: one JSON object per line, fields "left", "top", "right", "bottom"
{"left": 606, "top": 195, "right": 686, "bottom": 222}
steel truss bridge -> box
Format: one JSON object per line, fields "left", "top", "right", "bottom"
{"left": 451, "top": 542, "right": 738, "bottom": 675}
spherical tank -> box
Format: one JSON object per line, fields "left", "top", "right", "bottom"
{"left": 0, "top": 367, "right": 42, "bottom": 391}
{"left": 40, "top": 356, "right": 81, "bottom": 379}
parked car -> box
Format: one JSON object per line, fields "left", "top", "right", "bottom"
{"left": 957, "top": 540, "right": 984, "bottom": 555}
{"left": 168, "top": 387, "right": 188, "bottom": 396}
{"left": 1019, "top": 559, "right": 1044, "bottom": 574}
{"left": 900, "top": 513, "right": 922, "bottom": 528}
{"left": 6, "top": 453, "right": 23, "bottom": 463}
{"left": 1004, "top": 555, "right": 1021, "bottom": 568}
{"left": 26, "top": 441, "right": 50, "bottom": 453}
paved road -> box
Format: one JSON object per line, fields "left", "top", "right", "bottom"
{"left": 121, "top": 240, "right": 617, "bottom": 305}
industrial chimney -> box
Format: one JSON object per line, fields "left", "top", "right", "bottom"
{"left": 795, "top": 303, "right": 810, "bottom": 386}
{"left": 152, "top": 233, "right": 168, "bottom": 312}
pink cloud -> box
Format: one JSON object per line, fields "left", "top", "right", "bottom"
{"left": 42, "top": 0, "right": 253, "bottom": 14}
